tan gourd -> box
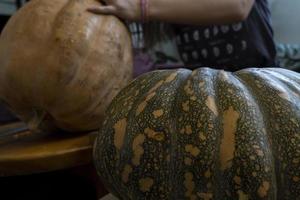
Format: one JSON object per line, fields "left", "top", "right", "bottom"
{"left": 0, "top": 0, "right": 133, "bottom": 132}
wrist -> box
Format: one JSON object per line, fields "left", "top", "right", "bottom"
{"left": 147, "top": 0, "right": 158, "bottom": 22}
{"left": 140, "top": 0, "right": 149, "bottom": 23}
{"left": 140, "top": 0, "right": 159, "bottom": 22}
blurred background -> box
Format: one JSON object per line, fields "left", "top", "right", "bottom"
{"left": 1, "top": 0, "right": 300, "bottom": 42}
{"left": 1, "top": 0, "right": 300, "bottom": 75}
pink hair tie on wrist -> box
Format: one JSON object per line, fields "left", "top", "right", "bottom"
{"left": 140, "top": 0, "right": 149, "bottom": 23}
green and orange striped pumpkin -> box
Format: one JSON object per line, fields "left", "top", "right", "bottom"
{"left": 94, "top": 67, "right": 300, "bottom": 200}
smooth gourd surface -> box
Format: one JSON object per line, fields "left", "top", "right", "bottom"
{"left": 0, "top": 0, "right": 133, "bottom": 132}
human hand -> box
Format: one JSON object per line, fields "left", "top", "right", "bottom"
{"left": 87, "top": 0, "right": 141, "bottom": 21}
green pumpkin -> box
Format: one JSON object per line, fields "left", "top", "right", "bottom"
{"left": 94, "top": 68, "right": 300, "bottom": 200}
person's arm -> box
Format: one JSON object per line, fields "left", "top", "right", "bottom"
{"left": 149, "top": 0, "right": 255, "bottom": 25}
{"left": 88, "top": 0, "right": 255, "bottom": 25}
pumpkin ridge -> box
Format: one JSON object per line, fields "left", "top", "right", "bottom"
{"left": 48, "top": 0, "right": 102, "bottom": 86}
{"left": 193, "top": 68, "right": 223, "bottom": 199}
{"left": 167, "top": 69, "right": 192, "bottom": 199}
{"left": 94, "top": 109, "right": 131, "bottom": 199}
{"left": 105, "top": 70, "right": 163, "bottom": 112}
{"left": 94, "top": 70, "right": 178, "bottom": 199}
{"left": 214, "top": 70, "right": 277, "bottom": 198}
{"left": 171, "top": 68, "right": 222, "bottom": 199}
{"left": 212, "top": 70, "right": 233, "bottom": 198}
{"left": 67, "top": 18, "right": 128, "bottom": 118}
{"left": 95, "top": 146, "right": 124, "bottom": 199}
{"left": 126, "top": 69, "right": 190, "bottom": 199}
{"left": 269, "top": 68, "right": 300, "bottom": 85}
{"left": 93, "top": 119, "right": 123, "bottom": 199}
{"left": 128, "top": 69, "right": 190, "bottom": 198}
{"left": 129, "top": 70, "right": 180, "bottom": 198}
{"left": 260, "top": 69, "right": 300, "bottom": 99}
{"left": 237, "top": 70, "right": 300, "bottom": 199}
{"left": 240, "top": 71, "right": 278, "bottom": 194}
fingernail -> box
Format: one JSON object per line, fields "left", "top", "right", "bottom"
{"left": 87, "top": 7, "right": 96, "bottom": 11}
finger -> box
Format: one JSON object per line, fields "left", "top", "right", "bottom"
{"left": 87, "top": 6, "right": 116, "bottom": 15}
{"left": 95, "top": 0, "right": 110, "bottom": 4}
{"left": 101, "top": 0, "right": 114, "bottom": 5}
{"left": 99, "top": 0, "right": 107, "bottom": 5}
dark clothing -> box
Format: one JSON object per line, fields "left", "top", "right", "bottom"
{"left": 173, "top": 0, "right": 277, "bottom": 71}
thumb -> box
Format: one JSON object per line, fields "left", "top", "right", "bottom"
{"left": 87, "top": 5, "right": 116, "bottom": 15}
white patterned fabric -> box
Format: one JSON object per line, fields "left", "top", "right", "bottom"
{"left": 173, "top": 0, "right": 277, "bottom": 71}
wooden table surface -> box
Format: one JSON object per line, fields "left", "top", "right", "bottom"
{"left": 0, "top": 121, "right": 97, "bottom": 176}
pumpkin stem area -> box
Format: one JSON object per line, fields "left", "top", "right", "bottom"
{"left": 27, "top": 109, "right": 48, "bottom": 133}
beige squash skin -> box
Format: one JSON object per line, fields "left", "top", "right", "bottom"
{"left": 0, "top": 0, "right": 133, "bottom": 132}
